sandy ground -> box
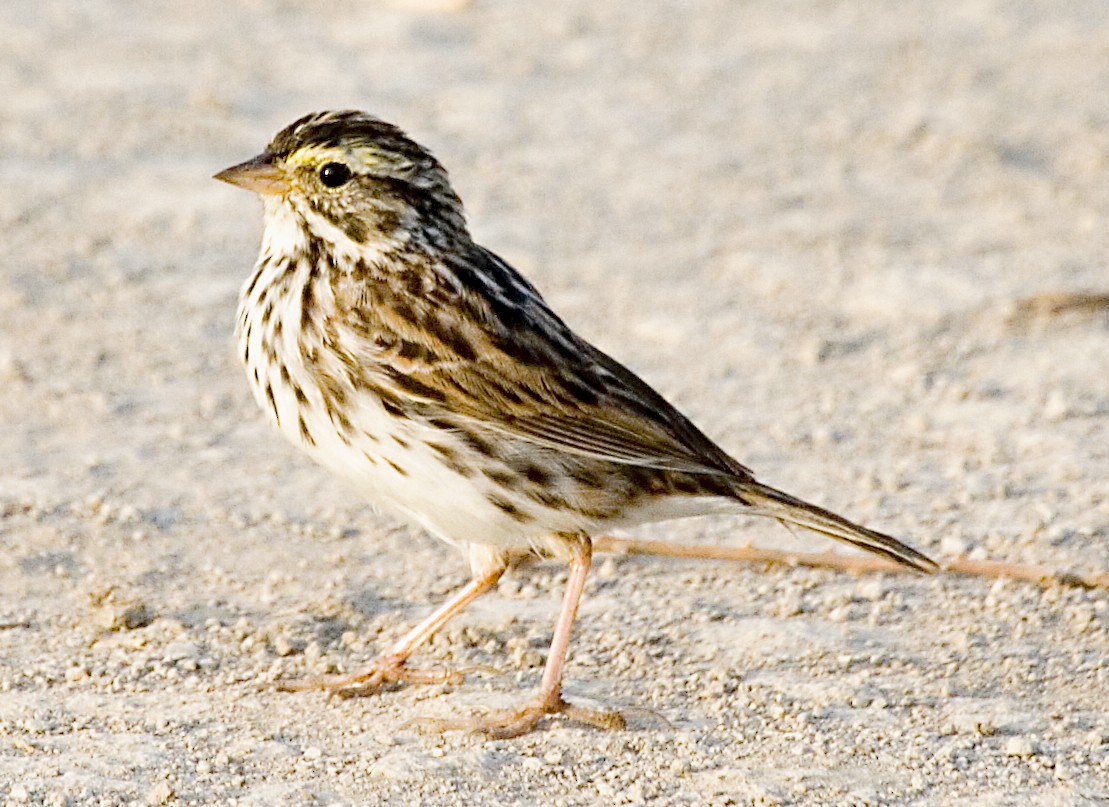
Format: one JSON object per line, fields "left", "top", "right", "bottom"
{"left": 2, "top": 1, "right": 1108, "bottom": 804}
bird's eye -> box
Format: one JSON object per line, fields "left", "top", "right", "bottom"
{"left": 319, "top": 162, "right": 352, "bottom": 188}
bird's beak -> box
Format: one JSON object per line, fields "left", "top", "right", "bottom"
{"left": 214, "top": 152, "right": 290, "bottom": 196}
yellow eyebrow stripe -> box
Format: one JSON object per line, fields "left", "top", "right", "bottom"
{"left": 286, "top": 145, "right": 378, "bottom": 171}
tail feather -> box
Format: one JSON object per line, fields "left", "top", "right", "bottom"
{"left": 736, "top": 482, "right": 937, "bottom": 573}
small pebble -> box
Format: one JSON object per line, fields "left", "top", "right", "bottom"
{"left": 940, "top": 536, "right": 969, "bottom": 557}
{"left": 1086, "top": 729, "right": 1109, "bottom": 747}
{"left": 1043, "top": 390, "right": 1068, "bottom": 421}
{"left": 147, "top": 781, "right": 175, "bottom": 805}
{"left": 1004, "top": 737, "right": 1036, "bottom": 758}
{"left": 857, "top": 579, "right": 885, "bottom": 601}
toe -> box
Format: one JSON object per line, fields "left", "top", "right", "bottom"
{"left": 415, "top": 694, "right": 625, "bottom": 737}
{"left": 559, "top": 699, "right": 626, "bottom": 731}
{"left": 278, "top": 659, "right": 464, "bottom": 698}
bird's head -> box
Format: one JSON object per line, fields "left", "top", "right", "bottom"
{"left": 216, "top": 110, "right": 468, "bottom": 251}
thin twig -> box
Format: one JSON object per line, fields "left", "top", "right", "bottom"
{"left": 593, "top": 535, "right": 1109, "bottom": 590}
{"left": 1010, "top": 290, "right": 1109, "bottom": 319}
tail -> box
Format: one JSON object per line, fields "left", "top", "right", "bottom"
{"left": 735, "top": 481, "right": 937, "bottom": 573}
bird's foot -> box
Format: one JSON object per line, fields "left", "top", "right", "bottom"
{"left": 277, "top": 654, "right": 465, "bottom": 698}
{"left": 416, "top": 691, "right": 626, "bottom": 739}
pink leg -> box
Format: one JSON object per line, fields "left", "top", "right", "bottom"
{"left": 281, "top": 558, "right": 507, "bottom": 696}
{"left": 423, "top": 535, "right": 625, "bottom": 737}
{"left": 537, "top": 535, "right": 593, "bottom": 701}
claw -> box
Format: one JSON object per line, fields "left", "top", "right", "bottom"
{"left": 276, "top": 656, "right": 465, "bottom": 698}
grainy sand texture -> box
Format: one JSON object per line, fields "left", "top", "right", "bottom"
{"left": 1, "top": 1, "right": 1107, "bottom": 804}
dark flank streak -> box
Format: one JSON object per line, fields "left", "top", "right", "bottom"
{"left": 568, "top": 466, "right": 603, "bottom": 490}
{"left": 385, "top": 458, "right": 409, "bottom": 476}
{"left": 487, "top": 494, "right": 532, "bottom": 523}
{"left": 457, "top": 428, "right": 496, "bottom": 459}
{"left": 528, "top": 488, "right": 571, "bottom": 510}
{"left": 428, "top": 442, "right": 473, "bottom": 477}
{"left": 427, "top": 441, "right": 457, "bottom": 460}
{"left": 523, "top": 465, "right": 550, "bottom": 485}
{"left": 575, "top": 504, "right": 621, "bottom": 521}
{"left": 481, "top": 468, "right": 517, "bottom": 488}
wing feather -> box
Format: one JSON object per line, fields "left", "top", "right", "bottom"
{"left": 330, "top": 245, "right": 751, "bottom": 480}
